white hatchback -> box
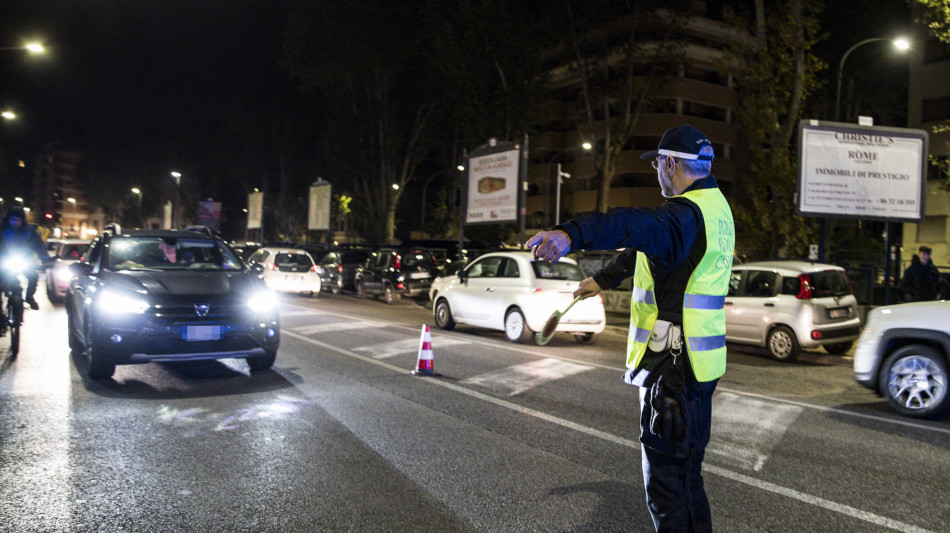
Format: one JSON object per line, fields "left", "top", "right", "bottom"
{"left": 432, "top": 251, "right": 606, "bottom": 344}
{"left": 726, "top": 261, "right": 862, "bottom": 361}
{"left": 246, "top": 247, "right": 322, "bottom": 296}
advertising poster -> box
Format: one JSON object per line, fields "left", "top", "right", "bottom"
{"left": 197, "top": 200, "right": 222, "bottom": 231}
{"left": 247, "top": 191, "right": 263, "bottom": 229}
{"left": 308, "top": 181, "right": 332, "bottom": 231}
{"left": 798, "top": 121, "right": 928, "bottom": 222}
{"left": 465, "top": 148, "right": 520, "bottom": 224}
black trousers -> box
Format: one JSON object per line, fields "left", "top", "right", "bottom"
{"left": 639, "top": 377, "right": 718, "bottom": 532}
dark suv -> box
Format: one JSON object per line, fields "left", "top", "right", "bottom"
{"left": 318, "top": 248, "right": 372, "bottom": 294}
{"left": 66, "top": 225, "right": 280, "bottom": 379}
{"left": 354, "top": 247, "right": 440, "bottom": 304}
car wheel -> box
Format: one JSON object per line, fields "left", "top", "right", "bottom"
{"left": 247, "top": 350, "right": 277, "bottom": 373}
{"left": 505, "top": 308, "right": 533, "bottom": 344}
{"left": 879, "top": 345, "right": 950, "bottom": 419}
{"left": 573, "top": 332, "right": 600, "bottom": 345}
{"left": 67, "top": 308, "right": 82, "bottom": 352}
{"left": 824, "top": 341, "right": 853, "bottom": 355}
{"left": 85, "top": 337, "right": 115, "bottom": 380}
{"left": 382, "top": 283, "right": 399, "bottom": 305}
{"left": 434, "top": 299, "right": 455, "bottom": 330}
{"left": 766, "top": 325, "right": 800, "bottom": 362}
{"left": 356, "top": 281, "right": 367, "bottom": 299}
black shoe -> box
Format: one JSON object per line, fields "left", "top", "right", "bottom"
{"left": 25, "top": 297, "right": 39, "bottom": 310}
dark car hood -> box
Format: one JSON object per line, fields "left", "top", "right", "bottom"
{"left": 101, "top": 269, "right": 262, "bottom": 297}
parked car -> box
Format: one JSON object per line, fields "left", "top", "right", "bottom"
{"left": 317, "top": 248, "right": 372, "bottom": 294}
{"left": 432, "top": 251, "right": 606, "bottom": 344}
{"left": 229, "top": 242, "right": 261, "bottom": 262}
{"left": 725, "top": 261, "right": 862, "bottom": 361}
{"left": 45, "top": 239, "right": 91, "bottom": 303}
{"left": 354, "top": 247, "right": 440, "bottom": 304}
{"left": 66, "top": 226, "right": 279, "bottom": 379}
{"left": 854, "top": 300, "right": 950, "bottom": 419}
{"left": 246, "top": 247, "right": 323, "bottom": 296}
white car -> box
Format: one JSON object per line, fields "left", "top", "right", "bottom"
{"left": 45, "top": 239, "right": 91, "bottom": 303}
{"left": 854, "top": 300, "right": 950, "bottom": 419}
{"left": 725, "top": 261, "right": 862, "bottom": 361}
{"left": 432, "top": 251, "right": 606, "bottom": 344}
{"left": 246, "top": 247, "right": 323, "bottom": 296}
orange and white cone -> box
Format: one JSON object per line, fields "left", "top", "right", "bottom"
{"left": 411, "top": 324, "right": 437, "bottom": 376}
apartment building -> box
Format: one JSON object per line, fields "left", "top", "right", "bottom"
{"left": 30, "top": 143, "right": 106, "bottom": 239}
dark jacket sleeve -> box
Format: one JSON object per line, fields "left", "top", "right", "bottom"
{"left": 592, "top": 249, "right": 637, "bottom": 289}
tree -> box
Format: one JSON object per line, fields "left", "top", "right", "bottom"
{"left": 558, "top": 0, "right": 688, "bottom": 213}
{"left": 723, "top": 0, "right": 825, "bottom": 259}
{"left": 284, "top": 0, "right": 437, "bottom": 244}
{"left": 912, "top": 0, "right": 950, "bottom": 42}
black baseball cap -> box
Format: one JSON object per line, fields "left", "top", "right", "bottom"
{"left": 640, "top": 125, "right": 714, "bottom": 161}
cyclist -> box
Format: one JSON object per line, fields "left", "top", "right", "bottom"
{"left": 1, "top": 206, "right": 51, "bottom": 312}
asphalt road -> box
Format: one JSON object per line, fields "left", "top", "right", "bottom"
{"left": 0, "top": 288, "right": 947, "bottom": 532}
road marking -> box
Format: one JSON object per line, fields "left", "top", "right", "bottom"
{"left": 289, "top": 320, "right": 383, "bottom": 336}
{"left": 355, "top": 336, "right": 469, "bottom": 359}
{"left": 709, "top": 392, "right": 803, "bottom": 471}
{"left": 283, "top": 330, "right": 938, "bottom": 533}
{"left": 462, "top": 358, "right": 593, "bottom": 396}
{"left": 295, "top": 308, "right": 950, "bottom": 437}
{"left": 279, "top": 309, "right": 319, "bottom": 317}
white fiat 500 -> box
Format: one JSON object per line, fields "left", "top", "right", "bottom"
{"left": 246, "top": 247, "right": 323, "bottom": 296}
{"left": 432, "top": 251, "right": 606, "bottom": 344}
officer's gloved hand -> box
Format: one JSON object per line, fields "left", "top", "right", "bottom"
{"left": 648, "top": 356, "right": 688, "bottom": 442}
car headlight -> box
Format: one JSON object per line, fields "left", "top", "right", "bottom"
{"left": 1, "top": 255, "right": 29, "bottom": 275}
{"left": 53, "top": 265, "right": 73, "bottom": 283}
{"left": 98, "top": 290, "right": 150, "bottom": 314}
{"left": 247, "top": 290, "right": 278, "bottom": 313}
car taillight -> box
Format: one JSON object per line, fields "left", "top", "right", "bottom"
{"left": 796, "top": 273, "right": 813, "bottom": 299}
{"left": 336, "top": 265, "right": 343, "bottom": 273}
{"left": 310, "top": 264, "right": 318, "bottom": 272}
{"left": 533, "top": 288, "right": 543, "bottom": 294}
{"left": 266, "top": 263, "right": 276, "bottom": 271}
{"left": 394, "top": 254, "right": 401, "bottom": 269}
{"left": 430, "top": 252, "right": 438, "bottom": 266}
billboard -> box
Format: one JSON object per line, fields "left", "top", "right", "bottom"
{"left": 197, "top": 200, "right": 222, "bottom": 231}
{"left": 464, "top": 147, "right": 520, "bottom": 224}
{"left": 797, "top": 121, "right": 928, "bottom": 222}
{"left": 247, "top": 191, "right": 263, "bottom": 229}
{"left": 308, "top": 181, "right": 332, "bottom": 231}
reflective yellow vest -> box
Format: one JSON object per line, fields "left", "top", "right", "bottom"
{"left": 626, "top": 187, "right": 734, "bottom": 382}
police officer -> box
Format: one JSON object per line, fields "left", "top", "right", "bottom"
{"left": 527, "top": 125, "right": 734, "bottom": 532}
{"left": 1, "top": 206, "right": 51, "bottom": 310}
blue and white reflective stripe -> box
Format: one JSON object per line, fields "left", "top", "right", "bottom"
{"left": 632, "top": 287, "right": 655, "bottom": 305}
{"left": 688, "top": 335, "right": 726, "bottom": 351}
{"left": 684, "top": 294, "right": 725, "bottom": 310}
{"left": 632, "top": 327, "right": 651, "bottom": 344}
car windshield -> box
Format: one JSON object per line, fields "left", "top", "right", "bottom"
{"left": 105, "top": 237, "right": 244, "bottom": 271}
{"left": 275, "top": 253, "right": 313, "bottom": 268}
{"left": 61, "top": 244, "right": 87, "bottom": 260}
{"left": 531, "top": 260, "right": 585, "bottom": 281}
{"left": 811, "top": 270, "right": 852, "bottom": 298}
{"left": 402, "top": 250, "right": 435, "bottom": 268}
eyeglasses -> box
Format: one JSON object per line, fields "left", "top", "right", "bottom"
{"left": 651, "top": 156, "right": 674, "bottom": 170}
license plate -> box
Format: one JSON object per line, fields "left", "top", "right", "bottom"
{"left": 828, "top": 307, "right": 849, "bottom": 319}
{"left": 410, "top": 272, "right": 429, "bottom": 279}
{"left": 182, "top": 325, "right": 226, "bottom": 341}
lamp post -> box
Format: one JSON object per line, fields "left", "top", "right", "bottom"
{"left": 170, "top": 172, "right": 181, "bottom": 228}
{"left": 835, "top": 37, "right": 910, "bottom": 122}
{"left": 131, "top": 188, "right": 142, "bottom": 227}
{"left": 546, "top": 142, "right": 592, "bottom": 227}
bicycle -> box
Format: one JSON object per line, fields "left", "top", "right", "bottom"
{"left": 1, "top": 254, "right": 29, "bottom": 358}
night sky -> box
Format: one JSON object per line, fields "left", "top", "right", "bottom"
{"left": 0, "top": 0, "right": 287, "bottom": 159}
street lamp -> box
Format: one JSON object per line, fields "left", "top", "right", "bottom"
{"left": 835, "top": 37, "right": 911, "bottom": 122}
{"left": 131, "top": 188, "right": 143, "bottom": 227}
{"left": 170, "top": 172, "right": 182, "bottom": 228}
{"left": 547, "top": 142, "right": 592, "bottom": 226}
{"left": 2, "top": 111, "right": 15, "bottom": 120}
{"left": 0, "top": 42, "right": 45, "bottom": 54}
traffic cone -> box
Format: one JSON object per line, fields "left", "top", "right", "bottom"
{"left": 411, "top": 324, "right": 437, "bottom": 376}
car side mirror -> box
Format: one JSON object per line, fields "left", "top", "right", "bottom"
{"left": 69, "top": 262, "right": 92, "bottom": 277}
{"left": 458, "top": 269, "right": 468, "bottom": 284}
